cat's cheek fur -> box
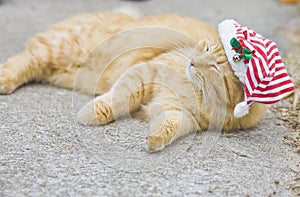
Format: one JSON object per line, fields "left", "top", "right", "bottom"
{"left": 185, "top": 67, "right": 201, "bottom": 92}
{"left": 185, "top": 66, "right": 194, "bottom": 84}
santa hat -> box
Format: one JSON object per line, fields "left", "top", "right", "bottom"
{"left": 218, "top": 19, "right": 295, "bottom": 118}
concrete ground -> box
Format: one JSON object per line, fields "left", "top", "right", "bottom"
{"left": 0, "top": 0, "right": 299, "bottom": 196}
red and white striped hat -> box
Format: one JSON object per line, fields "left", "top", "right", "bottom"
{"left": 218, "top": 19, "right": 295, "bottom": 118}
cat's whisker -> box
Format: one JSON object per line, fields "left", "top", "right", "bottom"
{"left": 206, "top": 84, "right": 214, "bottom": 107}
{"left": 163, "top": 38, "right": 182, "bottom": 50}
{"left": 201, "top": 84, "right": 208, "bottom": 108}
{"left": 181, "top": 36, "right": 195, "bottom": 49}
{"left": 167, "top": 44, "right": 195, "bottom": 64}
{"left": 165, "top": 36, "right": 195, "bottom": 54}
{"left": 169, "top": 50, "right": 190, "bottom": 61}
{"left": 186, "top": 47, "right": 196, "bottom": 59}
{"left": 201, "top": 77, "right": 214, "bottom": 109}
{"left": 202, "top": 84, "right": 210, "bottom": 108}
{"left": 172, "top": 46, "right": 190, "bottom": 58}
{"left": 192, "top": 72, "right": 209, "bottom": 107}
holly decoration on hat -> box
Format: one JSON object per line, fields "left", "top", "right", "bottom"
{"left": 218, "top": 19, "right": 295, "bottom": 118}
{"left": 230, "top": 37, "right": 253, "bottom": 63}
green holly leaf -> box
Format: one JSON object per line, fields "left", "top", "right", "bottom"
{"left": 230, "top": 37, "right": 241, "bottom": 48}
{"left": 230, "top": 37, "right": 253, "bottom": 61}
{"left": 243, "top": 48, "right": 252, "bottom": 60}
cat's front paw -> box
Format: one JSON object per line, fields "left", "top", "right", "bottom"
{"left": 76, "top": 100, "right": 113, "bottom": 126}
{"left": 146, "top": 135, "right": 165, "bottom": 152}
{"left": 76, "top": 102, "right": 99, "bottom": 126}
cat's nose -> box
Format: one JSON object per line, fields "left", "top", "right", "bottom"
{"left": 190, "top": 58, "right": 196, "bottom": 67}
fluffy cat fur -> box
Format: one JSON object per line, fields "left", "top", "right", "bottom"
{"left": 0, "top": 12, "right": 267, "bottom": 152}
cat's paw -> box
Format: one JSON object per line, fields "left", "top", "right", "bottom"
{"left": 0, "top": 64, "right": 17, "bottom": 94}
{"left": 76, "top": 100, "right": 113, "bottom": 126}
{"left": 0, "top": 76, "right": 16, "bottom": 94}
{"left": 76, "top": 102, "right": 99, "bottom": 126}
{"left": 146, "top": 135, "right": 165, "bottom": 152}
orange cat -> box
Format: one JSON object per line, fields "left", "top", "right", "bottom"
{"left": 0, "top": 12, "right": 267, "bottom": 152}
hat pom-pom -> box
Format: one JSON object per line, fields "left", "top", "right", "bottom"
{"left": 234, "top": 101, "right": 249, "bottom": 118}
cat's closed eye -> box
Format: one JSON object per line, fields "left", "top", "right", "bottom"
{"left": 209, "top": 63, "right": 220, "bottom": 72}
{"left": 205, "top": 44, "right": 210, "bottom": 52}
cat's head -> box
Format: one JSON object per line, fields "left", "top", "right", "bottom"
{"left": 186, "top": 39, "right": 228, "bottom": 85}
{"left": 185, "top": 39, "right": 244, "bottom": 113}
{"left": 186, "top": 40, "right": 234, "bottom": 97}
{"left": 185, "top": 39, "right": 268, "bottom": 129}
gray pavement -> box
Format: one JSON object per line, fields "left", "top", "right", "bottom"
{"left": 0, "top": 0, "right": 299, "bottom": 196}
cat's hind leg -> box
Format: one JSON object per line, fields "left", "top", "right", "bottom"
{"left": 0, "top": 32, "right": 62, "bottom": 94}
{"left": 0, "top": 27, "right": 86, "bottom": 94}
{"left": 0, "top": 51, "right": 39, "bottom": 94}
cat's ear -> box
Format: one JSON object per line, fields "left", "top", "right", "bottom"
{"left": 198, "top": 39, "right": 219, "bottom": 54}
{"left": 197, "top": 39, "right": 211, "bottom": 53}
{"left": 209, "top": 40, "right": 219, "bottom": 51}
